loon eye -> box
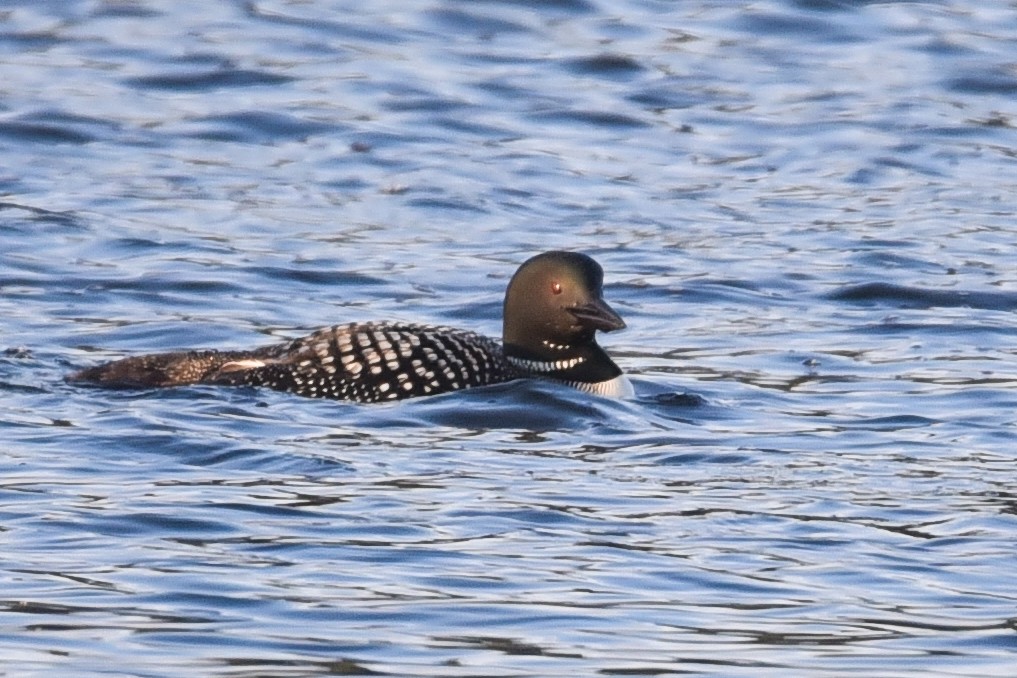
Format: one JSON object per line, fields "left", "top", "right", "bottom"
{"left": 551, "top": 282, "right": 563, "bottom": 295}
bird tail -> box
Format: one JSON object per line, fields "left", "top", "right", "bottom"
{"left": 68, "top": 350, "right": 251, "bottom": 388}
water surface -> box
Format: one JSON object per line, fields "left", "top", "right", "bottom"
{"left": 2, "top": 1, "right": 1017, "bottom": 675}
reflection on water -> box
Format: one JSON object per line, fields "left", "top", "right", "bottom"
{"left": 2, "top": 0, "right": 1017, "bottom": 675}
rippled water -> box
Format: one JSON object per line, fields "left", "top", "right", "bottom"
{"left": 2, "top": 0, "right": 1017, "bottom": 675}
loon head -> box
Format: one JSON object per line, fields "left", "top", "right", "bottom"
{"left": 502, "top": 252, "right": 628, "bottom": 389}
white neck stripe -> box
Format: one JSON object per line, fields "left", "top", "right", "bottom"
{"left": 507, "top": 355, "right": 585, "bottom": 373}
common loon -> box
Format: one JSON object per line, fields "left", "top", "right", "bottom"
{"left": 70, "top": 251, "right": 633, "bottom": 402}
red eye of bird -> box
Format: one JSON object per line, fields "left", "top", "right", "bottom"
{"left": 551, "top": 282, "right": 563, "bottom": 295}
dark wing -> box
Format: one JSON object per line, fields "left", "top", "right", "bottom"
{"left": 207, "top": 322, "right": 514, "bottom": 402}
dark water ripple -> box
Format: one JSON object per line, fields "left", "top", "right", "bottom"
{"left": 830, "top": 283, "right": 1017, "bottom": 311}
{"left": 125, "top": 67, "right": 295, "bottom": 92}
{"left": 2, "top": 0, "right": 1017, "bottom": 675}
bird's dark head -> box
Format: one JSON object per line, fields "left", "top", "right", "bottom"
{"left": 502, "top": 251, "right": 625, "bottom": 353}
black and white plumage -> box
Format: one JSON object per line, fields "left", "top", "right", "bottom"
{"left": 70, "top": 251, "right": 632, "bottom": 403}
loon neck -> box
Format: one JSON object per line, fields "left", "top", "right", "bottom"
{"left": 504, "top": 340, "right": 622, "bottom": 384}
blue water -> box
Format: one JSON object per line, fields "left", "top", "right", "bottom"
{"left": 2, "top": 0, "right": 1017, "bottom": 675}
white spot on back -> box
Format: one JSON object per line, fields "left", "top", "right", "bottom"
{"left": 218, "top": 359, "right": 267, "bottom": 373}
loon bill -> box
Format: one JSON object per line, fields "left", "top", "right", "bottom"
{"left": 70, "top": 251, "right": 633, "bottom": 402}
